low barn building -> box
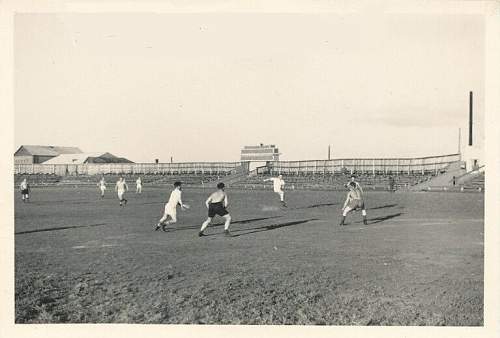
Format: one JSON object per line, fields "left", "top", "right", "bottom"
{"left": 14, "top": 145, "right": 82, "bottom": 164}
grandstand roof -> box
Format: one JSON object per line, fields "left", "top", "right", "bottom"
{"left": 14, "top": 145, "right": 83, "bottom": 157}
{"left": 43, "top": 152, "right": 133, "bottom": 164}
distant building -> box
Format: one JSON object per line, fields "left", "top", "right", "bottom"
{"left": 42, "top": 152, "right": 133, "bottom": 164}
{"left": 240, "top": 144, "right": 280, "bottom": 162}
{"left": 14, "top": 145, "right": 82, "bottom": 164}
{"left": 240, "top": 144, "right": 280, "bottom": 171}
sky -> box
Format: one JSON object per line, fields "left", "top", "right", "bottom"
{"left": 14, "top": 13, "right": 484, "bottom": 163}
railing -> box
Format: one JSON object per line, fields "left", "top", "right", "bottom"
{"left": 267, "top": 154, "right": 460, "bottom": 175}
{"left": 13, "top": 154, "right": 461, "bottom": 177}
{"left": 14, "top": 162, "right": 242, "bottom": 176}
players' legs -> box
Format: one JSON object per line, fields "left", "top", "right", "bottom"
{"left": 155, "top": 213, "right": 168, "bottom": 231}
{"left": 223, "top": 214, "right": 231, "bottom": 231}
{"left": 199, "top": 217, "right": 212, "bottom": 236}
{"left": 362, "top": 208, "right": 368, "bottom": 225}
{"left": 278, "top": 191, "right": 287, "bottom": 206}
{"left": 161, "top": 213, "right": 176, "bottom": 231}
{"left": 278, "top": 191, "right": 284, "bottom": 201}
{"left": 25, "top": 193, "right": 29, "bottom": 202}
{"left": 340, "top": 206, "right": 353, "bottom": 225}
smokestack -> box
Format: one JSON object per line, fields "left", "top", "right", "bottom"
{"left": 469, "top": 91, "right": 473, "bottom": 146}
{"left": 328, "top": 145, "right": 331, "bottom": 160}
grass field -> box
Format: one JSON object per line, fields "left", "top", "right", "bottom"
{"left": 14, "top": 186, "right": 484, "bottom": 325}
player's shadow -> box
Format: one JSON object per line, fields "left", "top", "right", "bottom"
{"left": 368, "top": 204, "right": 398, "bottom": 210}
{"left": 164, "top": 216, "right": 283, "bottom": 233}
{"left": 27, "top": 200, "right": 95, "bottom": 206}
{"left": 294, "top": 203, "right": 338, "bottom": 210}
{"left": 225, "top": 218, "right": 319, "bottom": 238}
{"left": 367, "top": 213, "right": 403, "bottom": 224}
{"left": 15, "top": 223, "right": 106, "bottom": 235}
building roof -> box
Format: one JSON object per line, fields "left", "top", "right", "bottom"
{"left": 43, "top": 152, "right": 114, "bottom": 164}
{"left": 14, "top": 145, "right": 83, "bottom": 157}
{"left": 42, "top": 152, "right": 133, "bottom": 164}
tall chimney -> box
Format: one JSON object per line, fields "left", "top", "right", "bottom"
{"left": 469, "top": 91, "right": 473, "bottom": 146}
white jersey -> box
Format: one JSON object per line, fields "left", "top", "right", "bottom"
{"left": 271, "top": 178, "right": 285, "bottom": 192}
{"left": 136, "top": 179, "right": 142, "bottom": 186}
{"left": 20, "top": 181, "right": 28, "bottom": 190}
{"left": 116, "top": 180, "right": 128, "bottom": 192}
{"left": 166, "top": 189, "right": 182, "bottom": 208}
{"left": 99, "top": 180, "right": 106, "bottom": 188}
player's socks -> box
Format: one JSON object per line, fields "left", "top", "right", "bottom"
{"left": 363, "top": 216, "right": 368, "bottom": 225}
{"left": 339, "top": 216, "right": 346, "bottom": 226}
{"left": 224, "top": 229, "right": 231, "bottom": 237}
{"left": 198, "top": 231, "right": 205, "bottom": 237}
{"left": 155, "top": 223, "right": 161, "bottom": 231}
{"left": 162, "top": 223, "right": 168, "bottom": 232}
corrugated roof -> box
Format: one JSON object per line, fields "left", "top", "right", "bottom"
{"left": 14, "top": 145, "right": 83, "bottom": 156}
{"left": 43, "top": 152, "right": 112, "bottom": 164}
{"left": 51, "top": 146, "right": 83, "bottom": 154}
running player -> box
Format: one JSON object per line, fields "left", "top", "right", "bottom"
{"left": 115, "top": 176, "right": 128, "bottom": 206}
{"left": 264, "top": 174, "right": 287, "bottom": 207}
{"left": 97, "top": 176, "right": 106, "bottom": 198}
{"left": 199, "top": 182, "right": 232, "bottom": 237}
{"left": 155, "top": 181, "right": 188, "bottom": 231}
{"left": 19, "top": 178, "right": 30, "bottom": 203}
{"left": 340, "top": 181, "right": 368, "bottom": 226}
{"left": 136, "top": 177, "right": 142, "bottom": 194}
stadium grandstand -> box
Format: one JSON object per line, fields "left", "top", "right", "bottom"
{"left": 13, "top": 92, "right": 484, "bottom": 191}
{"left": 13, "top": 153, "right": 483, "bottom": 191}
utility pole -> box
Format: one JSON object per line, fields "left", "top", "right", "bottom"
{"left": 458, "top": 128, "right": 461, "bottom": 156}
{"left": 328, "top": 145, "right": 331, "bottom": 160}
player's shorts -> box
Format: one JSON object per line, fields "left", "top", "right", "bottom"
{"left": 117, "top": 191, "right": 125, "bottom": 200}
{"left": 273, "top": 189, "right": 283, "bottom": 194}
{"left": 347, "top": 199, "right": 365, "bottom": 210}
{"left": 164, "top": 203, "right": 177, "bottom": 221}
{"left": 208, "top": 202, "right": 228, "bottom": 218}
{"left": 21, "top": 189, "right": 28, "bottom": 195}
{"left": 100, "top": 186, "right": 106, "bottom": 191}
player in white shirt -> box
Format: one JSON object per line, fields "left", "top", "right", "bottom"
{"left": 97, "top": 177, "right": 106, "bottom": 198}
{"left": 115, "top": 177, "right": 128, "bottom": 206}
{"left": 135, "top": 177, "right": 142, "bottom": 194}
{"left": 155, "top": 181, "right": 189, "bottom": 231}
{"left": 264, "top": 174, "right": 287, "bottom": 207}
{"left": 19, "top": 178, "right": 30, "bottom": 203}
